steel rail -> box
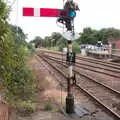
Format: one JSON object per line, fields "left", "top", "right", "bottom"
{"left": 40, "top": 50, "right": 120, "bottom": 69}
{"left": 44, "top": 54, "right": 120, "bottom": 74}
{"left": 42, "top": 54, "right": 120, "bottom": 95}
{"left": 37, "top": 53, "right": 120, "bottom": 120}
{"left": 43, "top": 54, "right": 120, "bottom": 79}
{"left": 77, "top": 54, "right": 120, "bottom": 66}
{"left": 76, "top": 56, "right": 120, "bottom": 70}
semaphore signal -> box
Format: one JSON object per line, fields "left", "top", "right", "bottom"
{"left": 23, "top": 0, "right": 80, "bottom": 114}
{"left": 23, "top": 8, "right": 60, "bottom": 17}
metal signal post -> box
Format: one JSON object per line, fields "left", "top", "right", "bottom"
{"left": 66, "top": 40, "right": 76, "bottom": 113}
{"left": 23, "top": 0, "right": 79, "bottom": 114}
{"left": 63, "top": 0, "right": 79, "bottom": 114}
{"left": 56, "top": 0, "right": 79, "bottom": 114}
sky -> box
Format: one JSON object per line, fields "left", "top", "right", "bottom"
{"left": 7, "top": 0, "right": 120, "bottom": 41}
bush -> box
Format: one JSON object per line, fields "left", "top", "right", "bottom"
{"left": 0, "top": 1, "right": 36, "bottom": 114}
{"left": 17, "top": 100, "right": 36, "bottom": 116}
{"left": 27, "top": 43, "right": 35, "bottom": 54}
{"left": 44, "top": 103, "right": 53, "bottom": 111}
{"left": 72, "top": 42, "right": 80, "bottom": 53}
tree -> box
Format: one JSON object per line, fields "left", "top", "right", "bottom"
{"left": 47, "top": 32, "right": 67, "bottom": 51}
{"left": 51, "top": 32, "right": 62, "bottom": 47}
{"left": 99, "top": 28, "right": 120, "bottom": 44}
{"left": 31, "top": 36, "right": 43, "bottom": 48}
{"left": 77, "top": 27, "right": 120, "bottom": 45}
{"left": 9, "top": 25, "right": 27, "bottom": 46}
{"left": 0, "top": 1, "right": 36, "bottom": 110}
{"left": 44, "top": 36, "right": 52, "bottom": 48}
{"left": 78, "top": 27, "right": 98, "bottom": 44}
{"left": 0, "top": 0, "right": 8, "bottom": 38}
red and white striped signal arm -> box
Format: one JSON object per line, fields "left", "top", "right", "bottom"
{"left": 23, "top": 8, "right": 61, "bottom": 17}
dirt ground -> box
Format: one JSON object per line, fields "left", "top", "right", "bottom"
{"left": 17, "top": 55, "right": 115, "bottom": 120}
{"left": 19, "top": 55, "right": 69, "bottom": 120}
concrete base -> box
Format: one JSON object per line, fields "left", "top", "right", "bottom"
{"left": 62, "top": 104, "right": 89, "bottom": 118}
{"left": 74, "top": 104, "right": 89, "bottom": 117}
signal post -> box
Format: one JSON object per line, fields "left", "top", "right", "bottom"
{"left": 66, "top": 40, "right": 76, "bottom": 113}
{"left": 23, "top": 0, "right": 79, "bottom": 114}
{"left": 61, "top": 0, "right": 79, "bottom": 114}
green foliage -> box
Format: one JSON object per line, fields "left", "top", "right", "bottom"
{"left": 0, "top": 30, "right": 36, "bottom": 104}
{"left": 0, "top": 0, "right": 36, "bottom": 113}
{"left": 9, "top": 25, "right": 35, "bottom": 54}
{"left": 27, "top": 43, "right": 35, "bottom": 53}
{"left": 44, "top": 36, "right": 52, "bottom": 48}
{"left": 56, "top": 36, "right": 67, "bottom": 51}
{"left": 31, "top": 27, "right": 120, "bottom": 52}
{"left": 9, "top": 25, "right": 27, "bottom": 46}
{"left": 51, "top": 32, "right": 62, "bottom": 47}
{"left": 16, "top": 100, "right": 36, "bottom": 116}
{"left": 0, "top": 1, "right": 9, "bottom": 43}
{"left": 99, "top": 28, "right": 120, "bottom": 44}
{"left": 77, "top": 27, "right": 120, "bottom": 45}
{"left": 31, "top": 32, "right": 67, "bottom": 51}
{"left": 72, "top": 42, "right": 80, "bottom": 53}
{"left": 30, "top": 36, "right": 43, "bottom": 48}
{"left": 77, "top": 27, "right": 98, "bottom": 45}
{"left": 44, "top": 103, "right": 53, "bottom": 111}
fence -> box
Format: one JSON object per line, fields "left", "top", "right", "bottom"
{"left": 0, "top": 103, "right": 9, "bottom": 120}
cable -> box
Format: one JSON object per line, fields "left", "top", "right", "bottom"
{"left": 63, "top": 0, "right": 65, "bottom": 7}
{"left": 16, "top": 0, "right": 19, "bottom": 31}
{"left": 56, "top": 19, "right": 64, "bottom": 28}
{"left": 5, "top": 0, "right": 17, "bottom": 8}
{"left": 10, "top": 0, "right": 16, "bottom": 7}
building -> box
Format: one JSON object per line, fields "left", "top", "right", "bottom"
{"left": 108, "top": 38, "right": 120, "bottom": 49}
{"left": 108, "top": 38, "right": 120, "bottom": 55}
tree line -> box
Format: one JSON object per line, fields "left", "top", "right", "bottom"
{"left": 31, "top": 27, "right": 120, "bottom": 52}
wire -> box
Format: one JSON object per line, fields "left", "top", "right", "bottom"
{"left": 56, "top": 19, "right": 65, "bottom": 29}
{"left": 63, "top": 0, "right": 65, "bottom": 7}
{"left": 10, "top": 0, "right": 16, "bottom": 7}
{"left": 16, "top": 0, "right": 19, "bottom": 28}
{"left": 57, "top": 0, "right": 76, "bottom": 34}
{"left": 5, "top": 0, "right": 17, "bottom": 8}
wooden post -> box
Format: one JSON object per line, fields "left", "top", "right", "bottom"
{"left": 0, "top": 96, "right": 9, "bottom": 120}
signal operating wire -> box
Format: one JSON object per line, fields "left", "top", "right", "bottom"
{"left": 16, "top": 0, "right": 19, "bottom": 40}
{"left": 5, "top": 0, "right": 17, "bottom": 8}
{"left": 63, "top": 0, "right": 65, "bottom": 7}
{"left": 10, "top": 0, "right": 16, "bottom": 7}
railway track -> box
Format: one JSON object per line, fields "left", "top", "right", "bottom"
{"left": 76, "top": 56, "right": 120, "bottom": 71}
{"left": 40, "top": 50, "right": 120, "bottom": 70}
{"left": 42, "top": 54, "right": 120, "bottom": 94}
{"left": 37, "top": 53, "right": 120, "bottom": 120}
{"left": 43, "top": 54, "right": 120, "bottom": 79}
{"left": 41, "top": 50, "right": 120, "bottom": 91}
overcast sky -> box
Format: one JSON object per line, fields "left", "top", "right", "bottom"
{"left": 8, "top": 0, "right": 120, "bottom": 41}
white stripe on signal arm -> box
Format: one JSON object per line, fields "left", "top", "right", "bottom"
{"left": 34, "top": 8, "right": 40, "bottom": 17}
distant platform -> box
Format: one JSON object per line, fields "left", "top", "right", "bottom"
{"left": 87, "top": 50, "right": 109, "bottom": 59}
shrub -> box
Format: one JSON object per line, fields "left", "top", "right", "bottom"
{"left": 0, "top": 1, "right": 37, "bottom": 114}
{"left": 44, "top": 103, "right": 53, "bottom": 111}
{"left": 17, "top": 100, "right": 36, "bottom": 116}
{"left": 72, "top": 42, "right": 80, "bottom": 53}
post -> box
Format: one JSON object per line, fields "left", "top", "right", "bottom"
{"left": 109, "top": 43, "right": 112, "bottom": 58}
{"left": 0, "top": 96, "right": 9, "bottom": 120}
{"left": 66, "top": 40, "right": 74, "bottom": 114}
